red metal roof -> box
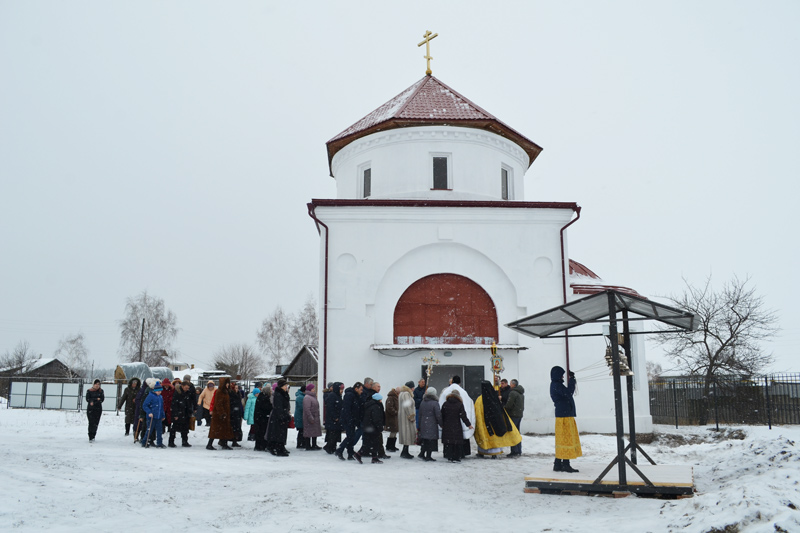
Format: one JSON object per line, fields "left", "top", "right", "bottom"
{"left": 569, "top": 259, "right": 601, "bottom": 280}
{"left": 326, "top": 76, "right": 543, "bottom": 175}
{"left": 569, "top": 259, "right": 643, "bottom": 298}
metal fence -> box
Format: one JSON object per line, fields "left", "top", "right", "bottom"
{"left": 649, "top": 373, "right": 800, "bottom": 428}
{"left": 4, "top": 377, "right": 120, "bottom": 411}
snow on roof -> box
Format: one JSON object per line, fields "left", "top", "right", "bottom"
{"left": 569, "top": 259, "right": 642, "bottom": 298}
{"left": 27, "top": 358, "right": 56, "bottom": 372}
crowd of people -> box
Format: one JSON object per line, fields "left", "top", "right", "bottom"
{"left": 93, "top": 366, "right": 581, "bottom": 471}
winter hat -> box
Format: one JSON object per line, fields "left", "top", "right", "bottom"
{"left": 326, "top": 382, "right": 333, "bottom": 389}
{"left": 299, "top": 384, "right": 306, "bottom": 392}
{"left": 272, "top": 382, "right": 278, "bottom": 391}
{"left": 145, "top": 378, "right": 157, "bottom": 389}
{"left": 153, "top": 382, "right": 163, "bottom": 392}
{"left": 305, "top": 383, "right": 315, "bottom": 392}
{"left": 173, "top": 378, "right": 181, "bottom": 385}
{"left": 183, "top": 374, "right": 192, "bottom": 381}
{"left": 252, "top": 388, "right": 261, "bottom": 395}
{"left": 372, "top": 392, "right": 383, "bottom": 401}
{"left": 405, "top": 381, "right": 414, "bottom": 389}
{"left": 276, "top": 379, "right": 288, "bottom": 389}
{"left": 425, "top": 387, "right": 438, "bottom": 399}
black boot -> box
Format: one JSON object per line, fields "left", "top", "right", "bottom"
{"left": 220, "top": 440, "right": 232, "bottom": 450}
{"left": 207, "top": 439, "right": 216, "bottom": 450}
{"left": 232, "top": 441, "right": 241, "bottom": 448}
{"left": 353, "top": 451, "right": 363, "bottom": 464}
{"left": 424, "top": 450, "right": 436, "bottom": 462}
{"left": 371, "top": 455, "right": 383, "bottom": 464}
{"left": 385, "top": 437, "right": 398, "bottom": 452}
{"left": 562, "top": 460, "right": 579, "bottom": 473}
{"left": 125, "top": 424, "right": 130, "bottom": 436}
{"left": 400, "top": 445, "right": 414, "bottom": 459}
{"left": 335, "top": 448, "right": 345, "bottom": 461}
{"left": 182, "top": 438, "right": 192, "bottom": 448}
{"left": 168, "top": 434, "right": 176, "bottom": 448}
{"left": 553, "top": 459, "right": 563, "bottom": 472}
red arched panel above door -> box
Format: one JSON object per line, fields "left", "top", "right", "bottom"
{"left": 393, "top": 273, "right": 498, "bottom": 345}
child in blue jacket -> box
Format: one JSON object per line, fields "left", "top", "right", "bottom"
{"left": 142, "top": 381, "right": 166, "bottom": 448}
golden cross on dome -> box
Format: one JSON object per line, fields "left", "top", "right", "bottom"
{"left": 417, "top": 30, "right": 438, "bottom": 76}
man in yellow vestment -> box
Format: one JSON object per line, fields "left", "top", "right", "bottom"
{"left": 474, "top": 380, "right": 521, "bottom": 457}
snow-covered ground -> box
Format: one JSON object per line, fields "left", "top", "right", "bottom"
{"left": 0, "top": 407, "right": 797, "bottom": 532}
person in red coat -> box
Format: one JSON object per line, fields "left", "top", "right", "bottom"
{"left": 160, "top": 378, "right": 175, "bottom": 437}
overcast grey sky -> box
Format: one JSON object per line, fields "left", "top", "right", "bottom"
{"left": 1, "top": 1, "right": 798, "bottom": 373}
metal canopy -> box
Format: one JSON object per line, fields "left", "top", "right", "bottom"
{"left": 505, "top": 289, "right": 697, "bottom": 339}
{"left": 506, "top": 289, "right": 697, "bottom": 492}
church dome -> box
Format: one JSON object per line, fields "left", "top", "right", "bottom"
{"left": 326, "top": 76, "right": 543, "bottom": 201}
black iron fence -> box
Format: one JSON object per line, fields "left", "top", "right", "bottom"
{"left": 649, "top": 373, "right": 800, "bottom": 428}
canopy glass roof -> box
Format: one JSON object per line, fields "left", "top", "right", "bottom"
{"left": 505, "top": 289, "right": 697, "bottom": 339}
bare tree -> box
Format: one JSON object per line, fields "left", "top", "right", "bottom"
{"left": 118, "top": 290, "right": 179, "bottom": 367}
{"left": 646, "top": 360, "right": 663, "bottom": 381}
{"left": 256, "top": 306, "right": 294, "bottom": 372}
{"left": 654, "top": 275, "right": 779, "bottom": 423}
{"left": 212, "top": 343, "right": 264, "bottom": 380}
{"left": 0, "top": 340, "right": 39, "bottom": 372}
{"left": 54, "top": 333, "right": 90, "bottom": 378}
{"left": 290, "top": 295, "right": 319, "bottom": 353}
{"left": 257, "top": 298, "right": 320, "bottom": 373}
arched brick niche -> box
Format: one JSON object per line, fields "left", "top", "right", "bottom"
{"left": 393, "top": 273, "right": 498, "bottom": 345}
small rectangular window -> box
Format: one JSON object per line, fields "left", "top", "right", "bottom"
{"left": 433, "top": 156, "right": 448, "bottom": 190}
{"left": 363, "top": 168, "right": 371, "bottom": 198}
{"left": 501, "top": 168, "right": 509, "bottom": 200}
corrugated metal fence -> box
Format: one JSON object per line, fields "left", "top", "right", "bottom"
{"left": 649, "top": 373, "right": 800, "bottom": 428}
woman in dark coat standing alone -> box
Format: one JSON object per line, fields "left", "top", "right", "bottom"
{"left": 323, "top": 382, "right": 343, "bottom": 454}
{"left": 253, "top": 387, "right": 273, "bottom": 452}
{"left": 207, "top": 377, "right": 235, "bottom": 450}
{"left": 85, "top": 379, "right": 104, "bottom": 442}
{"left": 116, "top": 377, "right": 140, "bottom": 436}
{"left": 265, "top": 380, "right": 291, "bottom": 456}
{"left": 440, "top": 390, "right": 473, "bottom": 463}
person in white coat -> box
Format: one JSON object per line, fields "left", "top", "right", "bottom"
{"left": 397, "top": 381, "right": 417, "bottom": 459}
{"left": 438, "top": 375, "right": 475, "bottom": 458}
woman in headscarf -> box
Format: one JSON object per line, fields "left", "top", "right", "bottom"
{"left": 229, "top": 381, "right": 244, "bottom": 447}
{"left": 417, "top": 387, "right": 442, "bottom": 461}
{"left": 253, "top": 386, "right": 272, "bottom": 452}
{"left": 302, "top": 383, "right": 323, "bottom": 451}
{"left": 265, "top": 379, "right": 291, "bottom": 456}
{"left": 440, "top": 389, "right": 473, "bottom": 463}
{"left": 473, "top": 380, "right": 521, "bottom": 458}
{"left": 116, "top": 376, "right": 140, "bottom": 436}
{"left": 550, "top": 366, "right": 581, "bottom": 472}
{"left": 207, "top": 377, "right": 235, "bottom": 450}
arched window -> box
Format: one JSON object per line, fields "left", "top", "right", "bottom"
{"left": 393, "top": 273, "right": 498, "bottom": 345}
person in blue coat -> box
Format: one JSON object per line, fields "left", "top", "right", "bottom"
{"left": 294, "top": 385, "right": 306, "bottom": 449}
{"left": 550, "top": 366, "right": 581, "bottom": 472}
{"left": 142, "top": 381, "right": 166, "bottom": 448}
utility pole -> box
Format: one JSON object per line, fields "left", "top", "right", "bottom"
{"left": 138, "top": 318, "right": 145, "bottom": 362}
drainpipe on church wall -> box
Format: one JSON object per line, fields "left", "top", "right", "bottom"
{"left": 559, "top": 206, "right": 581, "bottom": 383}
{"left": 307, "top": 203, "right": 329, "bottom": 390}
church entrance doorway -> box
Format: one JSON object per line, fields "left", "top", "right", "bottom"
{"left": 422, "top": 364, "right": 484, "bottom": 401}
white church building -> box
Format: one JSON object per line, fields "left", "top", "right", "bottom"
{"left": 308, "top": 74, "right": 651, "bottom": 434}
